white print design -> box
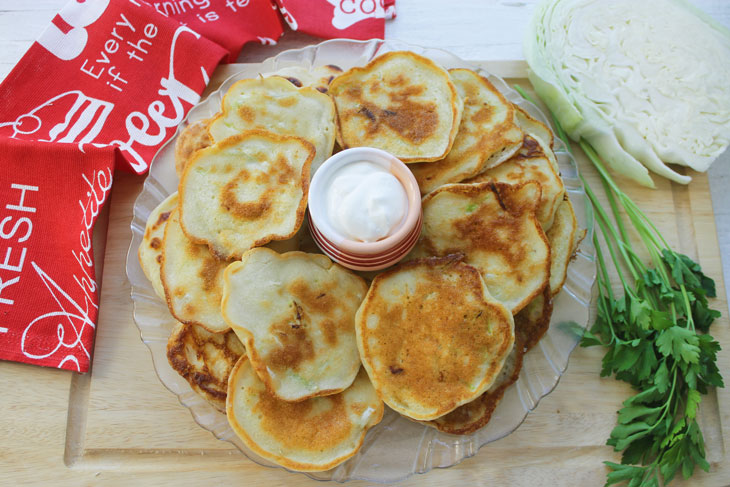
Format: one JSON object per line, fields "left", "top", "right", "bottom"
{"left": 21, "top": 262, "right": 96, "bottom": 372}
{"left": 74, "top": 167, "right": 113, "bottom": 312}
{"left": 325, "top": 0, "right": 385, "bottom": 30}
{"left": 0, "top": 91, "right": 114, "bottom": 150}
{"left": 0, "top": 327, "right": 8, "bottom": 334}
{"left": 277, "top": 4, "right": 299, "bottom": 30}
{"left": 257, "top": 36, "right": 277, "bottom": 45}
{"left": 384, "top": 3, "right": 396, "bottom": 19}
{"left": 20, "top": 167, "right": 112, "bottom": 372}
{"left": 110, "top": 25, "right": 203, "bottom": 172}
{"left": 37, "top": 0, "right": 111, "bottom": 61}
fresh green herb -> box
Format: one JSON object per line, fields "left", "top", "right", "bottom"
{"left": 516, "top": 86, "right": 723, "bottom": 487}
{"left": 465, "top": 202, "right": 478, "bottom": 213}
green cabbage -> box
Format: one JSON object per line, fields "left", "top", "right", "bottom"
{"left": 524, "top": 0, "right": 730, "bottom": 187}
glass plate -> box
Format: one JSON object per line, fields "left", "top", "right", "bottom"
{"left": 125, "top": 39, "right": 596, "bottom": 483}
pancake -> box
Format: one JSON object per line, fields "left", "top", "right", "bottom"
{"left": 355, "top": 256, "right": 514, "bottom": 421}
{"left": 222, "top": 248, "right": 368, "bottom": 402}
{"left": 138, "top": 192, "right": 178, "bottom": 299}
{"left": 328, "top": 51, "right": 463, "bottom": 163}
{"left": 167, "top": 322, "right": 245, "bottom": 412}
{"left": 175, "top": 67, "right": 340, "bottom": 178}
{"left": 410, "top": 69, "right": 523, "bottom": 194}
{"left": 179, "top": 130, "right": 314, "bottom": 260}
{"left": 467, "top": 134, "right": 565, "bottom": 231}
{"left": 514, "top": 105, "right": 559, "bottom": 172}
{"left": 227, "top": 360, "right": 383, "bottom": 472}
{"left": 514, "top": 105, "right": 554, "bottom": 149}
{"left": 418, "top": 181, "right": 550, "bottom": 313}
{"left": 269, "top": 64, "right": 343, "bottom": 94}
{"left": 425, "top": 335, "right": 524, "bottom": 435}
{"left": 161, "top": 208, "right": 230, "bottom": 333}
{"left": 175, "top": 119, "right": 213, "bottom": 178}
{"left": 516, "top": 289, "right": 553, "bottom": 351}
{"left": 208, "top": 76, "right": 335, "bottom": 175}
{"left": 515, "top": 287, "right": 553, "bottom": 352}
{"left": 546, "top": 197, "right": 578, "bottom": 295}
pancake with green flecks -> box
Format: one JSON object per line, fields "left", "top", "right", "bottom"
{"left": 222, "top": 248, "right": 368, "bottom": 402}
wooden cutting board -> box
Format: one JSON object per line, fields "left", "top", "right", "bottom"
{"left": 1, "top": 61, "right": 728, "bottom": 486}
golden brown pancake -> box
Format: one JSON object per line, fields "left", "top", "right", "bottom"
{"left": 513, "top": 105, "right": 560, "bottom": 172}
{"left": 514, "top": 105, "right": 554, "bottom": 149}
{"left": 176, "top": 67, "right": 340, "bottom": 178}
{"left": 467, "top": 134, "right": 565, "bottom": 231}
{"left": 175, "top": 119, "right": 213, "bottom": 178}
{"left": 270, "top": 64, "right": 344, "bottom": 94}
{"left": 179, "top": 130, "right": 314, "bottom": 260}
{"left": 208, "top": 76, "right": 335, "bottom": 175}
{"left": 227, "top": 360, "right": 384, "bottom": 472}
{"left": 514, "top": 287, "right": 553, "bottom": 352}
{"left": 138, "top": 192, "right": 178, "bottom": 299}
{"left": 161, "top": 208, "right": 231, "bottom": 333}
{"left": 355, "top": 256, "right": 514, "bottom": 421}
{"left": 425, "top": 335, "right": 525, "bottom": 435}
{"left": 167, "top": 322, "right": 245, "bottom": 412}
{"left": 222, "top": 248, "right": 368, "bottom": 402}
{"left": 546, "top": 197, "right": 579, "bottom": 295}
{"left": 329, "top": 51, "right": 463, "bottom": 163}
{"left": 418, "top": 181, "right": 551, "bottom": 313}
{"left": 410, "top": 69, "right": 523, "bottom": 194}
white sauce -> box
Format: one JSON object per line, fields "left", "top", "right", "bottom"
{"left": 325, "top": 161, "right": 408, "bottom": 242}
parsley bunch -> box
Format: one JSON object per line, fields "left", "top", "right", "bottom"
{"left": 515, "top": 86, "right": 724, "bottom": 487}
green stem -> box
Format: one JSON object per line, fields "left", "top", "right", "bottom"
{"left": 593, "top": 231, "right": 615, "bottom": 301}
{"left": 587, "top": 185, "right": 638, "bottom": 291}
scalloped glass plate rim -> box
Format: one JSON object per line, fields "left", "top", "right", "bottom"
{"left": 125, "top": 38, "right": 597, "bottom": 483}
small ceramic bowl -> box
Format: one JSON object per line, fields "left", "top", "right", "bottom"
{"left": 308, "top": 147, "right": 422, "bottom": 271}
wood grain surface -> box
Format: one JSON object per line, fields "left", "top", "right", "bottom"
{"left": 0, "top": 61, "right": 728, "bottom": 486}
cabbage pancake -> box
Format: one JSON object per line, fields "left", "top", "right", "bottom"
{"left": 222, "top": 248, "right": 368, "bottom": 402}
{"left": 161, "top": 208, "right": 230, "bottom": 333}
{"left": 269, "top": 64, "right": 343, "bottom": 94}
{"left": 418, "top": 181, "right": 550, "bottom": 313}
{"left": 328, "top": 51, "right": 463, "bottom": 163}
{"left": 514, "top": 105, "right": 554, "bottom": 150}
{"left": 515, "top": 287, "right": 553, "bottom": 352}
{"left": 180, "top": 130, "right": 314, "bottom": 260}
{"left": 227, "top": 360, "right": 383, "bottom": 472}
{"left": 167, "top": 322, "right": 245, "bottom": 412}
{"left": 208, "top": 76, "right": 335, "bottom": 174}
{"left": 425, "top": 335, "right": 524, "bottom": 435}
{"left": 175, "top": 118, "right": 213, "bottom": 177}
{"left": 546, "top": 197, "right": 579, "bottom": 296}
{"left": 410, "top": 69, "right": 523, "bottom": 194}
{"left": 513, "top": 106, "right": 559, "bottom": 172}
{"left": 138, "top": 192, "right": 178, "bottom": 299}
{"left": 467, "top": 134, "right": 565, "bottom": 230}
{"left": 355, "top": 256, "right": 514, "bottom": 421}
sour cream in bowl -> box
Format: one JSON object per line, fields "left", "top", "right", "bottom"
{"left": 308, "top": 147, "right": 422, "bottom": 271}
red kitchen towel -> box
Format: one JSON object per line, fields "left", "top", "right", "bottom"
{"left": 0, "top": 0, "right": 227, "bottom": 175}
{"left": 0, "top": 139, "right": 115, "bottom": 373}
{"left": 0, "top": 0, "right": 229, "bottom": 373}
{"left": 0, "top": 0, "right": 396, "bottom": 373}
{"left": 274, "top": 0, "right": 396, "bottom": 39}
{"left": 147, "top": 0, "right": 284, "bottom": 62}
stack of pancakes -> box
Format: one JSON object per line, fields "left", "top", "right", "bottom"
{"left": 138, "top": 50, "right": 584, "bottom": 472}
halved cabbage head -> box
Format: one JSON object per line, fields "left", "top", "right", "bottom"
{"left": 525, "top": 0, "right": 730, "bottom": 186}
